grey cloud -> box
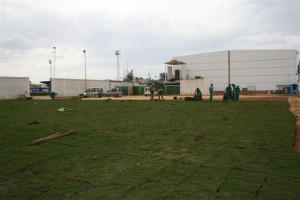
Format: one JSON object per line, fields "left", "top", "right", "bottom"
{"left": 1, "top": 34, "right": 33, "bottom": 50}
{"left": 1, "top": 0, "right": 299, "bottom": 83}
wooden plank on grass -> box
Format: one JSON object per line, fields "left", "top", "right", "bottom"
{"left": 32, "top": 131, "right": 74, "bottom": 144}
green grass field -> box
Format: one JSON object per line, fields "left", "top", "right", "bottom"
{"left": 1, "top": 99, "right": 300, "bottom": 199}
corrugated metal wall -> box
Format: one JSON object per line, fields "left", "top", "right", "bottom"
{"left": 173, "top": 50, "right": 298, "bottom": 91}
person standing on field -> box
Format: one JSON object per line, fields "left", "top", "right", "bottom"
{"left": 226, "top": 85, "right": 232, "bottom": 101}
{"left": 231, "top": 84, "right": 236, "bottom": 100}
{"left": 209, "top": 84, "right": 214, "bottom": 101}
{"left": 158, "top": 89, "right": 164, "bottom": 100}
{"left": 234, "top": 85, "right": 240, "bottom": 101}
{"left": 150, "top": 85, "right": 154, "bottom": 100}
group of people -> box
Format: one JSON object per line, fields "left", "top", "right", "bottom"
{"left": 149, "top": 83, "right": 240, "bottom": 101}
{"left": 194, "top": 84, "right": 213, "bottom": 101}
{"left": 196, "top": 83, "right": 240, "bottom": 101}
{"left": 194, "top": 84, "right": 214, "bottom": 101}
{"left": 224, "top": 84, "right": 240, "bottom": 101}
{"left": 149, "top": 85, "right": 163, "bottom": 100}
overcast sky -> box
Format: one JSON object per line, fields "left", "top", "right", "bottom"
{"left": 1, "top": 0, "right": 299, "bottom": 83}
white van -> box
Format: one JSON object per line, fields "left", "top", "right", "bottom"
{"left": 144, "top": 87, "right": 157, "bottom": 96}
{"left": 104, "top": 88, "right": 123, "bottom": 97}
{"left": 79, "top": 87, "right": 104, "bottom": 98}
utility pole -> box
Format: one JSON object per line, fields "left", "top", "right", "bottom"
{"left": 83, "top": 50, "right": 87, "bottom": 90}
{"left": 164, "top": 65, "right": 167, "bottom": 82}
{"left": 297, "top": 61, "right": 300, "bottom": 85}
{"left": 228, "top": 50, "right": 231, "bottom": 85}
{"left": 53, "top": 47, "right": 56, "bottom": 78}
{"left": 115, "top": 50, "right": 121, "bottom": 80}
{"left": 148, "top": 68, "right": 151, "bottom": 80}
{"left": 49, "top": 60, "right": 52, "bottom": 79}
{"left": 127, "top": 60, "right": 129, "bottom": 75}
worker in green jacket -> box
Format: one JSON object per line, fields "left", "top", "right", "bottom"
{"left": 209, "top": 84, "right": 214, "bottom": 101}
{"left": 226, "top": 85, "right": 232, "bottom": 101}
{"left": 49, "top": 91, "right": 57, "bottom": 100}
{"left": 194, "top": 88, "right": 202, "bottom": 100}
{"left": 234, "top": 85, "right": 240, "bottom": 101}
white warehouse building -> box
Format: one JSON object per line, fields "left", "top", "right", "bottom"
{"left": 166, "top": 49, "right": 299, "bottom": 93}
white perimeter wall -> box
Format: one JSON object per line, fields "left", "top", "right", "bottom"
{"left": 173, "top": 49, "right": 299, "bottom": 91}
{"left": 51, "top": 78, "right": 133, "bottom": 97}
{"left": 0, "top": 77, "right": 30, "bottom": 99}
{"left": 51, "top": 78, "right": 110, "bottom": 97}
{"left": 109, "top": 81, "right": 133, "bottom": 88}
{"left": 180, "top": 79, "right": 204, "bottom": 95}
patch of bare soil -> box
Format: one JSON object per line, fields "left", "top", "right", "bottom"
{"left": 240, "top": 95, "right": 288, "bottom": 101}
{"left": 288, "top": 97, "right": 300, "bottom": 154}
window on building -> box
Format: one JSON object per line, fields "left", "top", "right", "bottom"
{"left": 175, "top": 70, "right": 180, "bottom": 80}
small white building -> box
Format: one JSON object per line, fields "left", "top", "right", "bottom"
{"left": 166, "top": 49, "right": 299, "bottom": 94}
{"left": 0, "top": 76, "right": 30, "bottom": 99}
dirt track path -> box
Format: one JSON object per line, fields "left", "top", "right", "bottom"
{"left": 288, "top": 97, "right": 300, "bottom": 154}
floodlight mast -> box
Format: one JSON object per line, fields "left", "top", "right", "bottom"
{"left": 49, "top": 60, "right": 52, "bottom": 79}
{"left": 83, "top": 50, "right": 87, "bottom": 90}
{"left": 53, "top": 47, "right": 56, "bottom": 78}
{"left": 115, "top": 50, "right": 120, "bottom": 80}
{"left": 228, "top": 50, "right": 231, "bottom": 86}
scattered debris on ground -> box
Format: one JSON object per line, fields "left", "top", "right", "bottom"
{"left": 55, "top": 107, "right": 72, "bottom": 112}
{"left": 28, "top": 121, "right": 40, "bottom": 125}
{"left": 288, "top": 97, "right": 300, "bottom": 154}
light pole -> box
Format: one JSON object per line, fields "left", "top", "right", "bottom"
{"left": 115, "top": 50, "right": 120, "bottom": 80}
{"left": 83, "top": 50, "right": 87, "bottom": 90}
{"left": 164, "top": 65, "right": 167, "bottom": 82}
{"left": 53, "top": 47, "right": 56, "bottom": 78}
{"left": 228, "top": 50, "right": 231, "bottom": 86}
{"left": 298, "top": 61, "right": 300, "bottom": 85}
{"left": 49, "top": 60, "right": 52, "bottom": 79}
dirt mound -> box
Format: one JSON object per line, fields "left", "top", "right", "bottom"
{"left": 288, "top": 97, "right": 300, "bottom": 154}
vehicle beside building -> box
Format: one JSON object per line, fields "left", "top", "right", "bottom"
{"left": 104, "top": 88, "right": 123, "bottom": 97}
{"left": 144, "top": 87, "right": 158, "bottom": 96}
{"left": 30, "top": 87, "right": 50, "bottom": 96}
{"left": 79, "top": 87, "right": 104, "bottom": 98}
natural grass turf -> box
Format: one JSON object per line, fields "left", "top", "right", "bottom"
{"left": 0, "top": 99, "right": 300, "bottom": 199}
